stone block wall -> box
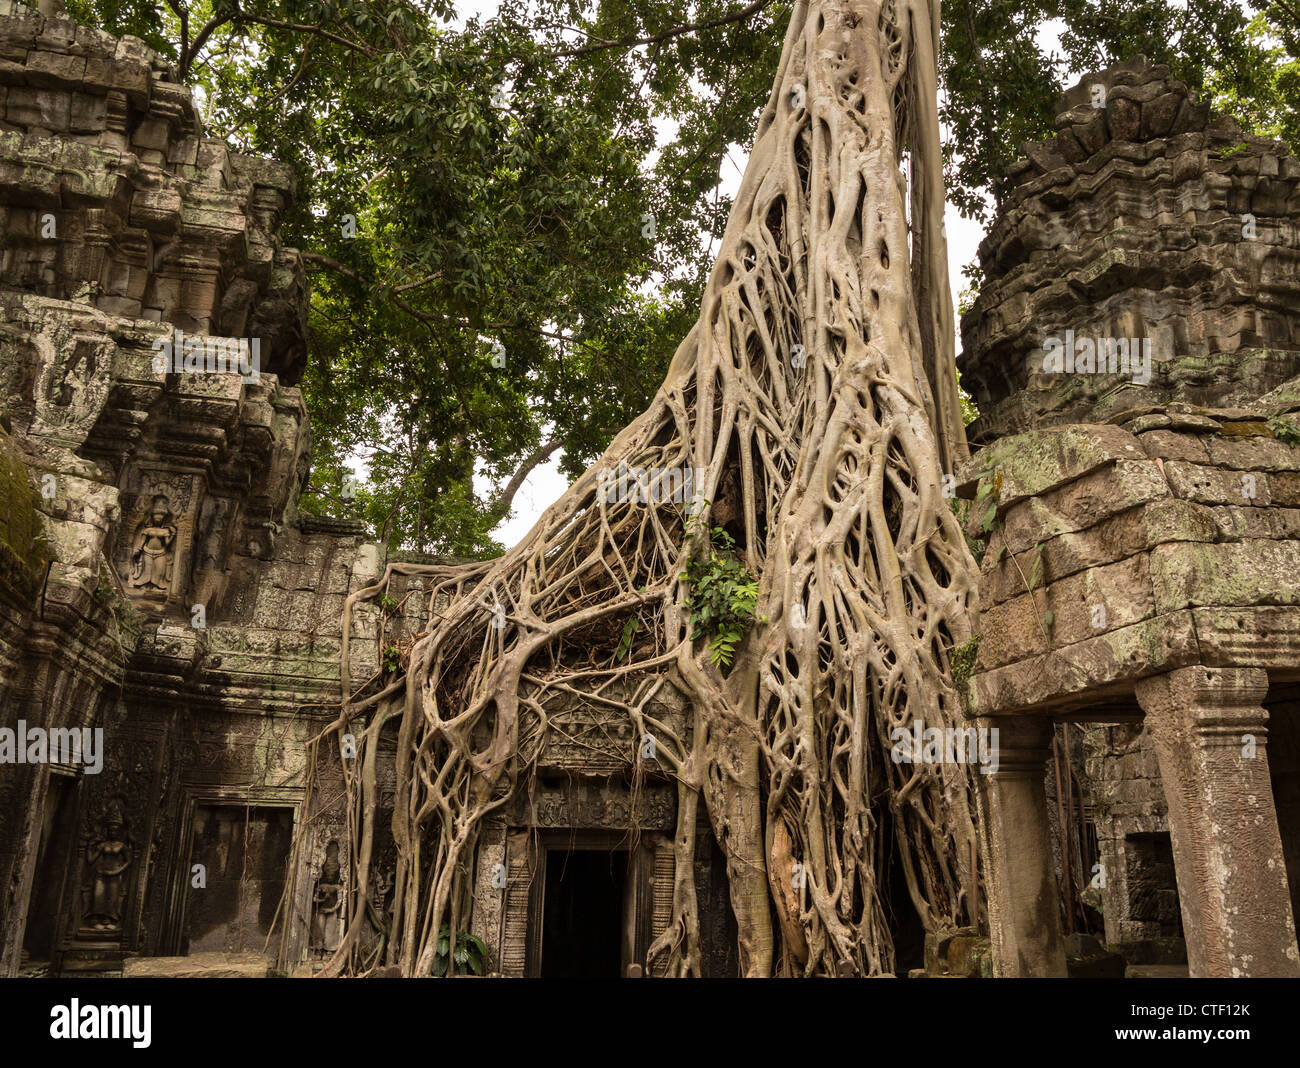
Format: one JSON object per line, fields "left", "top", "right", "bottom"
{"left": 962, "top": 404, "right": 1300, "bottom": 716}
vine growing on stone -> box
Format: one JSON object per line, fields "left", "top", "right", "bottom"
{"left": 296, "top": 0, "right": 984, "bottom": 978}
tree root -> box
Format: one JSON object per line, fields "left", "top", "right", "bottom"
{"left": 301, "top": 0, "right": 982, "bottom": 978}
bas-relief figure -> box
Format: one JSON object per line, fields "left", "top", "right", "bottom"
{"left": 28, "top": 328, "right": 112, "bottom": 446}
{"left": 128, "top": 495, "right": 177, "bottom": 591}
{"left": 79, "top": 802, "right": 133, "bottom": 935}
{"left": 310, "top": 839, "right": 344, "bottom": 956}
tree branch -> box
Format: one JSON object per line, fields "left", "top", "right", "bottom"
{"left": 230, "top": 9, "right": 377, "bottom": 58}
{"left": 301, "top": 252, "right": 445, "bottom": 326}
{"left": 1270, "top": 0, "right": 1299, "bottom": 30}
{"left": 180, "top": 10, "right": 235, "bottom": 76}
{"left": 544, "top": 0, "right": 777, "bottom": 60}
{"left": 487, "top": 437, "right": 565, "bottom": 524}
{"left": 165, "top": 0, "right": 190, "bottom": 69}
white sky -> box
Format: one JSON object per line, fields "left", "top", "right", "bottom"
{"left": 448, "top": 4, "right": 1072, "bottom": 548}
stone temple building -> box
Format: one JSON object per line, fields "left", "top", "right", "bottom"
{"left": 0, "top": 0, "right": 388, "bottom": 975}
{"left": 1, "top": 2, "right": 1299, "bottom": 978}
{"left": 958, "top": 58, "right": 1300, "bottom": 978}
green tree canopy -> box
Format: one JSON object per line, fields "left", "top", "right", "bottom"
{"left": 66, "top": 0, "right": 1296, "bottom": 555}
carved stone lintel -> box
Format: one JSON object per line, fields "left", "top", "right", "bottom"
{"left": 513, "top": 780, "right": 675, "bottom": 831}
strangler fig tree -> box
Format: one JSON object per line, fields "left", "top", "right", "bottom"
{"left": 300, "top": 0, "right": 983, "bottom": 977}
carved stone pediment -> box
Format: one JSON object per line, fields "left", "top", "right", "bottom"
{"left": 525, "top": 682, "right": 691, "bottom": 774}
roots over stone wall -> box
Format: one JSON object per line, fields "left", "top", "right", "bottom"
{"left": 309, "top": 0, "right": 983, "bottom": 978}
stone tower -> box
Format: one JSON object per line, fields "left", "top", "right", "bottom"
{"left": 958, "top": 58, "right": 1300, "bottom": 978}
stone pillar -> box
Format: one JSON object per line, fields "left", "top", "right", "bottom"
{"left": 976, "top": 716, "right": 1067, "bottom": 977}
{"left": 1135, "top": 666, "right": 1300, "bottom": 977}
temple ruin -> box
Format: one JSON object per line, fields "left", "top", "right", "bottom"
{"left": 1, "top": 2, "right": 1299, "bottom": 978}
{"left": 0, "top": 0, "right": 380, "bottom": 975}
{"left": 958, "top": 58, "right": 1300, "bottom": 978}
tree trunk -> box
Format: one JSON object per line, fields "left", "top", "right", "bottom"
{"left": 311, "top": 0, "right": 982, "bottom": 977}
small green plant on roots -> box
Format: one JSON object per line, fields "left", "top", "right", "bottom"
{"left": 680, "top": 525, "right": 760, "bottom": 668}
{"left": 614, "top": 613, "right": 641, "bottom": 662}
{"left": 432, "top": 925, "right": 488, "bottom": 976}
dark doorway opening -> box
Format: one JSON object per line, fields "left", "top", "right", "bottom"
{"left": 879, "top": 804, "right": 926, "bottom": 975}
{"left": 540, "top": 849, "right": 626, "bottom": 977}
{"left": 1125, "top": 831, "right": 1183, "bottom": 937}
{"left": 696, "top": 826, "right": 740, "bottom": 977}
{"left": 1265, "top": 694, "right": 1300, "bottom": 932}
{"left": 22, "top": 773, "right": 78, "bottom": 964}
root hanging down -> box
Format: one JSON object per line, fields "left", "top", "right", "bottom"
{"left": 303, "top": 0, "right": 983, "bottom": 977}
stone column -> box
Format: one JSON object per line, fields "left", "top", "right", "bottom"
{"left": 1135, "top": 665, "right": 1300, "bottom": 977}
{"left": 976, "top": 716, "right": 1067, "bottom": 977}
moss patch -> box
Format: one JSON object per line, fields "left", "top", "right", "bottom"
{"left": 952, "top": 634, "right": 982, "bottom": 691}
{"left": 0, "top": 426, "right": 49, "bottom": 580}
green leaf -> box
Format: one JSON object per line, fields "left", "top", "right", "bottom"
{"left": 615, "top": 615, "right": 640, "bottom": 662}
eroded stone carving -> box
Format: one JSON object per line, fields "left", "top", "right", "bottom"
{"left": 79, "top": 800, "right": 133, "bottom": 935}
{"left": 959, "top": 58, "right": 1300, "bottom": 444}
{"left": 514, "top": 780, "right": 675, "bottom": 831}
{"left": 310, "top": 840, "right": 344, "bottom": 956}
{"left": 127, "top": 494, "right": 177, "bottom": 591}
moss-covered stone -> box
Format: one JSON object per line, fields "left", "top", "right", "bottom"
{"left": 951, "top": 634, "right": 981, "bottom": 694}
{"left": 0, "top": 425, "right": 48, "bottom": 580}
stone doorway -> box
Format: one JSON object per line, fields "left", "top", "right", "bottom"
{"left": 181, "top": 804, "right": 293, "bottom": 955}
{"left": 521, "top": 832, "right": 653, "bottom": 977}
{"left": 1124, "top": 831, "right": 1182, "bottom": 937}
{"left": 21, "top": 771, "right": 79, "bottom": 967}
{"left": 539, "top": 849, "right": 629, "bottom": 977}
